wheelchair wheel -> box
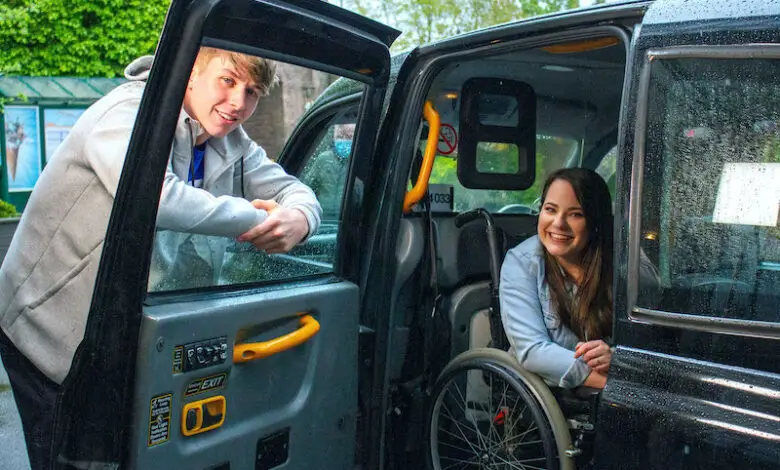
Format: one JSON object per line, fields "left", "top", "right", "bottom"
{"left": 428, "top": 349, "right": 567, "bottom": 470}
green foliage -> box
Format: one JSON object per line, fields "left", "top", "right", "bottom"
{"left": 0, "top": 199, "right": 19, "bottom": 218}
{"left": 0, "top": 93, "right": 29, "bottom": 113}
{"left": 338, "top": 0, "right": 588, "bottom": 51}
{"left": 0, "top": 0, "right": 170, "bottom": 77}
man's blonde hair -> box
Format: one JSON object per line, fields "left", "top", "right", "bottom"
{"left": 195, "top": 47, "right": 278, "bottom": 96}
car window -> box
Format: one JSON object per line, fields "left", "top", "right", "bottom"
{"left": 298, "top": 116, "right": 356, "bottom": 221}
{"left": 426, "top": 134, "right": 579, "bottom": 214}
{"left": 636, "top": 56, "right": 780, "bottom": 323}
{"left": 147, "top": 50, "right": 361, "bottom": 292}
{"left": 594, "top": 145, "right": 617, "bottom": 202}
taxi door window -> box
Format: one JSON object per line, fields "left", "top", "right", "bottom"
{"left": 637, "top": 55, "right": 780, "bottom": 323}
{"left": 147, "top": 49, "right": 361, "bottom": 292}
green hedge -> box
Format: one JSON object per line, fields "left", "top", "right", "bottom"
{"left": 0, "top": 200, "right": 19, "bottom": 218}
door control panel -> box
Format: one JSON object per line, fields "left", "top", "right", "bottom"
{"left": 173, "top": 336, "right": 228, "bottom": 373}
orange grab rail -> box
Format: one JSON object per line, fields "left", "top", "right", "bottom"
{"left": 233, "top": 315, "right": 320, "bottom": 364}
{"left": 403, "top": 100, "right": 441, "bottom": 213}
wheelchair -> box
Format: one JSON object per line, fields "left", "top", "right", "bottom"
{"left": 427, "top": 209, "right": 600, "bottom": 470}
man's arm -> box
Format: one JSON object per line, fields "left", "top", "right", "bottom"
{"left": 83, "top": 99, "right": 268, "bottom": 238}
{"left": 238, "top": 141, "right": 323, "bottom": 239}
{"left": 235, "top": 142, "right": 323, "bottom": 252}
{"left": 156, "top": 163, "right": 268, "bottom": 237}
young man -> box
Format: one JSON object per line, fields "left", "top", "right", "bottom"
{"left": 0, "top": 48, "right": 321, "bottom": 469}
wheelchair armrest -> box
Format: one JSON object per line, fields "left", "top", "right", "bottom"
{"left": 573, "top": 386, "right": 602, "bottom": 400}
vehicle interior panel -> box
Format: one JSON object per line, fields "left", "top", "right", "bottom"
{"left": 401, "top": 33, "right": 628, "bottom": 363}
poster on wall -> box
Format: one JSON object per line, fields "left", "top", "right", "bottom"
{"left": 4, "top": 106, "right": 41, "bottom": 192}
{"left": 44, "top": 108, "right": 86, "bottom": 162}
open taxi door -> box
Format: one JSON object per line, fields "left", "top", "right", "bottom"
{"left": 50, "top": 1, "right": 398, "bottom": 468}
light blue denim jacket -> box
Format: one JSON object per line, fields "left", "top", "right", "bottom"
{"left": 499, "top": 236, "right": 590, "bottom": 389}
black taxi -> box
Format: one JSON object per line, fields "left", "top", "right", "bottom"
{"left": 51, "top": 0, "right": 779, "bottom": 469}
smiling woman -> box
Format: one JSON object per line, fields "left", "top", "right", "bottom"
{"left": 499, "top": 168, "right": 614, "bottom": 389}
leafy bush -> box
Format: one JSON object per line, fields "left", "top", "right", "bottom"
{"left": 0, "top": 0, "right": 170, "bottom": 77}
{"left": 0, "top": 200, "right": 19, "bottom": 218}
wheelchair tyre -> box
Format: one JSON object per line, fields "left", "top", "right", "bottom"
{"left": 428, "top": 349, "right": 561, "bottom": 469}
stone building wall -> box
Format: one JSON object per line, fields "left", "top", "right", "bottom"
{"left": 242, "top": 63, "right": 335, "bottom": 161}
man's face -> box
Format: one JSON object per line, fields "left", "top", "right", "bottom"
{"left": 183, "top": 55, "right": 261, "bottom": 143}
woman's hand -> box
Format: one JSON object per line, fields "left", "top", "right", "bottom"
{"left": 574, "top": 340, "right": 612, "bottom": 374}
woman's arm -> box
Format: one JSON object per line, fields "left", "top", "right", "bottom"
{"left": 583, "top": 371, "right": 607, "bottom": 389}
{"left": 500, "top": 246, "right": 591, "bottom": 389}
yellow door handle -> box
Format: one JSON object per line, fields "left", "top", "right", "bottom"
{"left": 182, "top": 396, "right": 226, "bottom": 437}
{"left": 233, "top": 315, "right": 320, "bottom": 364}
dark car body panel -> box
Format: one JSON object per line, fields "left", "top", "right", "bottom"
{"left": 600, "top": 1, "right": 780, "bottom": 468}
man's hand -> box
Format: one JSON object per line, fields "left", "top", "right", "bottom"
{"left": 574, "top": 340, "right": 612, "bottom": 374}
{"left": 237, "top": 199, "right": 309, "bottom": 254}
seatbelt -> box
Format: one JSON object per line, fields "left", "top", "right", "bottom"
{"left": 423, "top": 192, "right": 441, "bottom": 393}
{"left": 400, "top": 191, "right": 442, "bottom": 457}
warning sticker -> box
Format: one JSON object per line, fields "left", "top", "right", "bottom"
{"left": 185, "top": 372, "right": 228, "bottom": 397}
{"left": 172, "top": 346, "right": 183, "bottom": 374}
{"left": 148, "top": 393, "right": 172, "bottom": 447}
{"left": 437, "top": 123, "right": 458, "bottom": 155}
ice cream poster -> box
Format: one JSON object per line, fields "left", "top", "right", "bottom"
{"left": 4, "top": 106, "right": 42, "bottom": 192}
{"left": 44, "top": 108, "right": 85, "bottom": 162}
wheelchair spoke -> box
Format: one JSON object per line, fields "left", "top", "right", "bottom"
{"left": 438, "top": 425, "right": 482, "bottom": 449}
{"left": 489, "top": 451, "right": 545, "bottom": 470}
{"left": 440, "top": 398, "right": 480, "bottom": 436}
{"left": 503, "top": 402, "right": 528, "bottom": 441}
{"left": 491, "top": 453, "right": 548, "bottom": 470}
{"left": 441, "top": 400, "right": 484, "bottom": 458}
{"left": 485, "top": 371, "right": 505, "bottom": 448}
{"left": 449, "top": 378, "right": 491, "bottom": 452}
{"left": 508, "top": 423, "right": 539, "bottom": 445}
{"left": 440, "top": 452, "right": 483, "bottom": 469}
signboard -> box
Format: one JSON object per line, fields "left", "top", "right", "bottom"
{"left": 4, "top": 106, "right": 41, "bottom": 192}
{"left": 411, "top": 184, "right": 455, "bottom": 213}
{"left": 437, "top": 123, "right": 458, "bottom": 155}
{"left": 44, "top": 108, "right": 86, "bottom": 162}
{"left": 713, "top": 162, "right": 780, "bottom": 227}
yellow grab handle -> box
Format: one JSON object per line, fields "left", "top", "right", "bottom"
{"left": 233, "top": 315, "right": 320, "bottom": 364}
{"left": 403, "top": 101, "right": 441, "bottom": 213}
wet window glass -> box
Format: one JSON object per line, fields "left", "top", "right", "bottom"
{"left": 637, "top": 57, "right": 780, "bottom": 323}
{"left": 298, "top": 118, "right": 356, "bottom": 221}
{"left": 147, "top": 48, "right": 360, "bottom": 292}
{"left": 594, "top": 145, "right": 617, "bottom": 203}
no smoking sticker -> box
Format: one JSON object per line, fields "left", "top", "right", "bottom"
{"left": 437, "top": 123, "right": 458, "bottom": 155}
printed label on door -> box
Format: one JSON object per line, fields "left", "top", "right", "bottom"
{"left": 148, "top": 393, "right": 172, "bottom": 446}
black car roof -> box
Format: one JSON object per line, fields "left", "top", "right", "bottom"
{"left": 303, "top": 0, "right": 651, "bottom": 119}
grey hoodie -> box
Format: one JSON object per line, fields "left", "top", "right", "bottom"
{"left": 0, "top": 56, "right": 321, "bottom": 383}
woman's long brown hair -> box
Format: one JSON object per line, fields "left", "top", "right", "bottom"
{"left": 540, "top": 168, "right": 613, "bottom": 341}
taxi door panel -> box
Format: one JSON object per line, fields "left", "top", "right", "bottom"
{"left": 132, "top": 282, "right": 358, "bottom": 469}
{"left": 51, "top": 0, "right": 398, "bottom": 467}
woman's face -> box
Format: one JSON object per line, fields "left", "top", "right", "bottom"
{"left": 538, "top": 179, "right": 589, "bottom": 266}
